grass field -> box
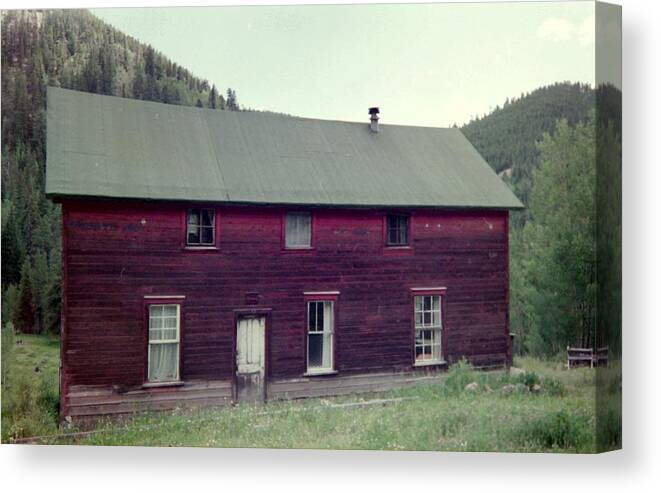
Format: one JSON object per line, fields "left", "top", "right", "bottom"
{"left": 1, "top": 328, "right": 61, "bottom": 442}
{"left": 1, "top": 331, "right": 620, "bottom": 452}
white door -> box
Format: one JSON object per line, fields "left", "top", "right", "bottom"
{"left": 235, "top": 316, "right": 266, "bottom": 402}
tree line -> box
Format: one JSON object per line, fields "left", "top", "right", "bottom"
{"left": 1, "top": 9, "right": 241, "bottom": 333}
{"left": 463, "top": 83, "right": 621, "bottom": 357}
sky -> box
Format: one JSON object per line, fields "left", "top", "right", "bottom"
{"left": 91, "top": 1, "right": 598, "bottom": 127}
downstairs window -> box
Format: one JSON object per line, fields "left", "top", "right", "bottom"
{"left": 148, "top": 304, "right": 181, "bottom": 382}
{"left": 307, "top": 300, "right": 334, "bottom": 372}
{"left": 414, "top": 295, "right": 442, "bottom": 364}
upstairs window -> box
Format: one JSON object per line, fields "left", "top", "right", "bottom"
{"left": 148, "top": 304, "right": 181, "bottom": 382}
{"left": 187, "top": 208, "right": 215, "bottom": 246}
{"left": 386, "top": 214, "right": 409, "bottom": 246}
{"left": 285, "top": 212, "right": 312, "bottom": 249}
{"left": 414, "top": 295, "right": 442, "bottom": 365}
{"left": 307, "top": 300, "right": 334, "bottom": 372}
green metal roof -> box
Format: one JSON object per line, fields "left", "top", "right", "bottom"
{"left": 46, "top": 87, "right": 523, "bottom": 209}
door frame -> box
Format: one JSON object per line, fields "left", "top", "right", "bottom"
{"left": 232, "top": 308, "right": 272, "bottom": 402}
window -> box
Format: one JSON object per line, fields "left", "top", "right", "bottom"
{"left": 307, "top": 300, "right": 334, "bottom": 372}
{"left": 386, "top": 214, "right": 409, "bottom": 246}
{"left": 414, "top": 295, "right": 442, "bottom": 364}
{"left": 187, "top": 208, "right": 215, "bottom": 246}
{"left": 285, "top": 212, "right": 312, "bottom": 249}
{"left": 148, "top": 304, "right": 180, "bottom": 382}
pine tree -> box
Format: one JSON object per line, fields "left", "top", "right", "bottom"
{"left": 208, "top": 85, "right": 217, "bottom": 109}
{"left": 226, "top": 88, "right": 238, "bottom": 111}
{"left": 1, "top": 207, "right": 24, "bottom": 287}
{"left": 14, "top": 258, "right": 37, "bottom": 333}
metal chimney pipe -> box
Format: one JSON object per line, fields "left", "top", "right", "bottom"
{"left": 368, "top": 107, "right": 380, "bottom": 132}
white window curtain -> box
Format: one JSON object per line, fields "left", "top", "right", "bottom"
{"left": 148, "top": 304, "right": 180, "bottom": 382}
{"left": 286, "top": 212, "right": 311, "bottom": 248}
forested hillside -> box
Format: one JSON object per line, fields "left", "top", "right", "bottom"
{"left": 462, "top": 82, "right": 595, "bottom": 227}
{"left": 464, "top": 83, "right": 621, "bottom": 356}
{"left": 1, "top": 9, "right": 241, "bottom": 334}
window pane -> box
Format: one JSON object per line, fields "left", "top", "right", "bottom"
{"left": 323, "top": 302, "right": 333, "bottom": 332}
{"left": 432, "top": 343, "right": 441, "bottom": 361}
{"left": 187, "top": 210, "right": 200, "bottom": 227}
{"left": 308, "top": 333, "right": 324, "bottom": 368}
{"left": 187, "top": 210, "right": 200, "bottom": 244}
{"left": 201, "top": 226, "right": 214, "bottom": 244}
{"left": 399, "top": 216, "right": 408, "bottom": 244}
{"left": 149, "top": 343, "right": 178, "bottom": 381}
{"left": 201, "top": 209, "right": 214, "bottom": 227}
{"left": 423, "top": 296, "right": 431, "bottom": 311}
{"left": 415, "top": 296, "right": 423, "bottom": 312}
{"left": 162, "top": 305, "right": 177, "bottom": 318}
{"left": 308, "top": 302, "right": 317, "bottom": 332}
{"left": 286, "top": 213, "right": 311, "bottom": 248}
{"left": 317, "top": 302, "right": 324, "bottom": 331}
{"left": 186, "top": 209, "right": 200, "bottom": 245}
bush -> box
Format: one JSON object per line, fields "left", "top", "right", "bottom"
{"left": 512, "top": 370, "right": 540, "bottom": 390}
{"left": 516, "top": 410, "right": 592, "bottom": 451}
{"left": 543, "top": 377, "right": 566, "bottom": 397}
{"left": 443, "top": 359, "right": 478, "bottom": 395}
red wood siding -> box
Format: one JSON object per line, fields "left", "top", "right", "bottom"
{"left": 61, "top": 201, "right": 510, "bottom": 409}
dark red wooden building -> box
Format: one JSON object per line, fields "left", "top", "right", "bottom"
{"left": 46, "top": 88, "right": 522, "bottom": 420}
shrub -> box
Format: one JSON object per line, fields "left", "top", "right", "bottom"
{"left": 512, "top": 370, "right": 540, "bottom": 390}
{"left": 543, "top": 377, "right": 566, "bottom": 397}
{"left": 443, "top": 359, "right": 478, "bottom": 395}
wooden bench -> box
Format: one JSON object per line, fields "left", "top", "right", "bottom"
{"left": 567, "top": 346, "right": 609, "bottom": 369}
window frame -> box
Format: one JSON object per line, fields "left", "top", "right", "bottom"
{"left": 303, "top": 292, "right": 339, "bottom": 376}
{"left": 383, "top": 213, "right": 413, "bottom": 253}
{"left": 184, "top": 207, "right": 219, "bottom": 250}
{"left": 410, "top": 288, "right": 447, "bottom": 367}
{"left": 143, "top": 296, "right": 185, "bottom": 386}
{"left": 282, "top": 211, "right": 315, "bottom": 251}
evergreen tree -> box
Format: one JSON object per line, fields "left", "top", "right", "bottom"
{"left": 1, "top": 206, "right": 23, "bottom": 287}
{"left": 226, "top": 88, "right": 238, "bottom": 110}
{"left": 208, "top": 84, "right": 217, "bottom": 109}
{"left": 13, "top": 258, "right": 37, "bottom": 333}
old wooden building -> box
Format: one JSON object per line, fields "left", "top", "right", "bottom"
{"left": 46, "top": 88, "right": 522, "bottom": 420}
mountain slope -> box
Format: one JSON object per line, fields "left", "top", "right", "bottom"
{"left": 461, "top": 82, "right": 595, "bottom": 224}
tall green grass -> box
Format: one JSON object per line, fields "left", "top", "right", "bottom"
{"left": 1, "top": 326, "right": 61, "bottom": 442}
{"left": 2, "top": 333, "right": 612, "bottom": 452}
